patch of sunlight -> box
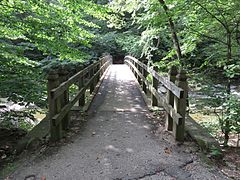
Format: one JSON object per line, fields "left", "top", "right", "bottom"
{"left": 126, "top": 148, "right": 134, "bottom": 153}
{"left": 190, "top": 112, "right": 218, "bottom": 123}
{"left": 105, "top": 145, "right": 120, "bottom": 152}
{"left": 143, "top": 125, "right": 150, "bottom": 129}
{"left": 130, "top": 108, "right": 137, "bottom": 112}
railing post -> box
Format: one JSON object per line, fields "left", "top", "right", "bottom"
{"left": 58, "top": 68, "right": 69, "bottom": 130}
{"left": 79, "top": 74, "right": 85, "bottom": 106}
{"left": 137, "top": 61, "right": 141, "bottom": 84}
{"left": 47, "top": 70, "right": 62, "bottom": 141}
{"left": 151, "top": 66, "right": 158, "bottom": 106}
{"left": 131, "top": 59, "right": 134, "bottom": 73}
{"left": 90, "top": 65, "right": 95, "bottom": 94}
{"left": 100, "top": 59, "right": 103, "bottom": 77}
{"left": 166, "top": 66, "right": 178, "bottom": 131}
{"left": 101, "top": 58, "right": 105, "bottom": 75}
{"left": 142, "top": 60, "right": 148, "bottom": 94}
{"left": 173, "top": 69, "right": 188, "bottom": 141}
{"left": 96, "top": 62, "right": 100, "bottom": 82}
{"left": 134, "top": 61, "right": 137, "bottom": 78}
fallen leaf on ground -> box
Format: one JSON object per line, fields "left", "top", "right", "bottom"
{"left": 164, "top": 147, "right": 172, "bottom": 154}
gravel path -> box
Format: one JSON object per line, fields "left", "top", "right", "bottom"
{"left": 10, "top": 65, "right": 227, "bottom": 180}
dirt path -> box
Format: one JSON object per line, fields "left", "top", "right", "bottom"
{"left": 10, "top": 65, "right": 226, "bottom": 180}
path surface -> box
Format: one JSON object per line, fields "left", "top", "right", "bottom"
{"left": 11, "top": 65, "right": 226, "bottom": 180}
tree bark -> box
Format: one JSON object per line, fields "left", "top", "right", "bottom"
{"left": 224, "top": 31, "right": 232, "bottom": 147}
{"left": 158, "top": 0, "right": 182, "bottom": 60}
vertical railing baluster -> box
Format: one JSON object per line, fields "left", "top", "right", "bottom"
{"left": 151, "top": 66, "right": 158, "bottom": 106}
{"left": 58, "top": 68, "right": 69, "bottom": 130}
{"left": 48, "top": 70, "right": 62, "bottom": 141}
{"left": 173, "top": 69, "right": 188, "bottom": 141}
{"left": 166, "top": 66, "right": 178, "bottom": 131}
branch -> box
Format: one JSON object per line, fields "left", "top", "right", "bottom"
{"left": 158, "top": 0, "right": 182, "bottom": 60}
{"left": 193, "top": 1, "right": 229, "bottom": 32}
{"left": 214, "top": 2, "right": 228, "bottom": 27}
{"left": 189, "top": 27, "right": 227, "bottom": 45}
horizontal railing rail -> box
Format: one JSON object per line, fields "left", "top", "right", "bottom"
{"left": 125, "top": 55, "right": 188, "bottom": 141}
{"left": 47, "top": 55, "right": 112, "bottom": 141}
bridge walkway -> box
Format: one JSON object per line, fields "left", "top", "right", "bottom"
{"left": 11, "top": 65, "right": 226, "bottom": 180}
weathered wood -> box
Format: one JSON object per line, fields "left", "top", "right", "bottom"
{"left": 152, "top": 66, "right": 158, "bottom": 106}
{"left": 47, "top": 70, "right": 62, "bottom": 141}
{"left": 173, "top": 69, "right": 188, "bottom": 141}
{"left": 52, "top": 61, "right": 110, "bottom": 126}
{"left": 51, "top": 61, "right": 100, "bottom": 99}
{"left": 46, "top": 56, "right": 110, "bottom": 142}
{"left": 78, "top": 75, "right": 85, "bottom": 106}
{"left": 134, "top": 61, "right": 137, "bottom": 78}
{"left": 58, "top": 69, "right": 70, "bottom": 130}
{"left": 125, "top": 60, "right": 182, "bottom": 122}
{"left": 90, "top": 66, "right": 95, "bottom": 94}
{"left": 142, "top": 60, "right": 148, "bottom": 94}
{"left": 149, "top": 68, "right": 183, "bottom": 98}
{"left": 125, "top": 56, "right": 183, "bottom": 98}
{"left": 126, "top": 56, "right": 187, "bottom": 142}
{"left": 166, "top": 66, "right": 178, "bottom": 131}
{"left": 148, "top": 84, "right": 182, "bottom": 124}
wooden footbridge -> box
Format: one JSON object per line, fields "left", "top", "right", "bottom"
{"left": 47, "top": 55, "right": 188, "bottom": 142}
{"left": 11, "top": 55, "right": 226, "bottom": 180}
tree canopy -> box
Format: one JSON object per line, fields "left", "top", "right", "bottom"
{"left": 0, "top": 0, "right": 239, "bottom": 146}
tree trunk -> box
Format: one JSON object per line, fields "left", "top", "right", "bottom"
{"left": 224, "top": 31, "right": 232, "bottom": 147}
{"left": 158, "top": 0, "right": 182, "bottom": 60}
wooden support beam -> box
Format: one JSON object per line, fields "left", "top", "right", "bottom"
{"left": 90, "top": 66, "right": 95, "bottom": 94}
{"left": 152, "top": 66, "right": 158, "bottom": 107}
{"left": 47, "top": 70, "right": 62, "bottom": 141}
{"left": 142, "top": 60, "right": 148, "bottom": 94}
{"left": 173, "top": 69, "right": 188, "bottom": 142}
{"left": 166, "top": 66, "right": 178, "bottom": 131}
{"left": 58, "top": 69, "right": 70, "bottom": 130}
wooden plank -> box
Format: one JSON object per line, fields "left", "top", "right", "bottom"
{"left": 125, "top": 56, "right": 183, "bottom": 98}
{"left": 125, "top": 60, "right": 182, "bottom": 124}
{"left": 166, "top": 66, "right": 177, "bottom": 131}
{"left": 173, "top": 69, "right": 188, "bottom": 141}
{"left": 149, "top": 69, "right": 183, "bottom": 98}
{"left": 152, "top": 66, "right": 158, "bottom": 106}
{"left": 149, "top": 84, "right": 182, "bottom": 125}
{"left": 47, "top": 71, "right": 62, "bottom": 141}
{"left": 78, "top": 75, "right": 85, "bottom": 106}
{"left": 51, "top": 61, "right": 100, "bottom": 99}
{"left": 52, "top": 61, "right": 109, "bottom": 126}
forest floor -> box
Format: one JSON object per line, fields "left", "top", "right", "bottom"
{"left": 3, "top": 65, "right": 229, "bottom": 180}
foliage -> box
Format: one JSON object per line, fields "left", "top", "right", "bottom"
{"left": 0, "top": 0, "right": 110, "bottom": 108}
{"left": 0, "top": 0, "right": 240, "bottom": 145}
{"left": 0, "top": 110, "right": 36, "bottom": 131}
{"left": 0, "top": 58, "right": 47, "bottom": 107}
{"left": 197, "top": 72, "right": 240, "bottom": 146}
{"left": 115, "top": 32, "right": 142, "bottom": 58}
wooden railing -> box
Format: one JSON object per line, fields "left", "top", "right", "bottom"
{"left": 125, "top": 56, "right": 188, "bottom": 141}
{"left": 47, "top": 56, "right": 112, "bottom": 141}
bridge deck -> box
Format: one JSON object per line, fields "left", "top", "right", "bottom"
{"left": 11, "top": 65, "right": 225, "bottom": 179}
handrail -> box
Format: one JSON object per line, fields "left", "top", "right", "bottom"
{"left": 50, "top": 61, "right": 100, "bottom": 100}
{"left": 52, "top": 61, "right": 110, "bottom": 126}
{"left": 47, "top": 55, "right": 112, "bottom": 141}
{"left": 125, "top": 55, "right": 184, "bottom": 98}
{"left": 125, "top": 55, "right": 188, "bottom": 141}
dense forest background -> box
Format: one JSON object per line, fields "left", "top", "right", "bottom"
{"left": 0, "top": 0, "right": 240, "bottom": 151}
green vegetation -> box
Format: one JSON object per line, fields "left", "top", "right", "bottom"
{"left": 108, "top": 0, "right": 240, "bottom": 147}
{"left": 0, "top": 0, "right": 239, "bottom": 146}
